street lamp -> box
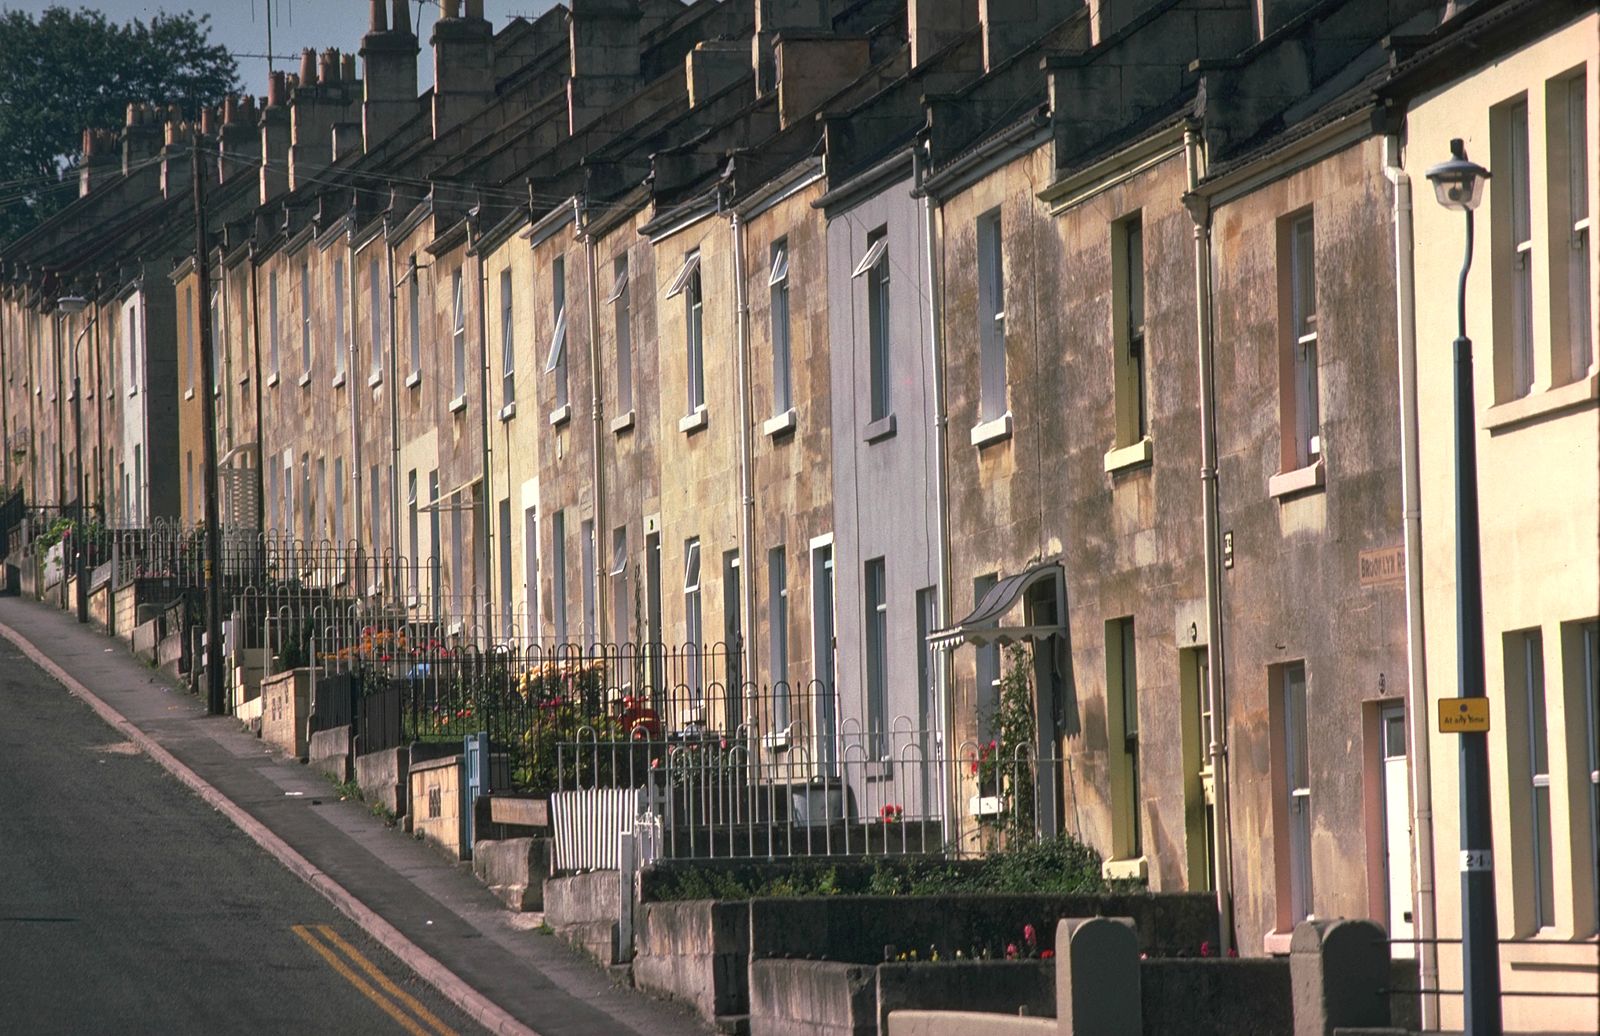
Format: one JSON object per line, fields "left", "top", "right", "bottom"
{"left": 1425, "top": 138, "right": 1501, "bottom": 1035}
{"left": 57, "top": 293, "right": 95, "bottom": 624}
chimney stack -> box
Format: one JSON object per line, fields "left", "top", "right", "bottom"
{"left": 121, "top": 102, "right": 161, "bottom": 176}
{"left": 775, "top": 33, "right": 871, "bottom": 128}
{"left": 159, "top": 107, "right": 198, "bottom": 199}
{"left": 686, "top": 41, "right": 748, "bottom": 108}
{"left": 219, "top": 95, "right": 261, "bottom": 185}
{"left": 753, "top": 0, "right": 830, "bottom": 95}
{"left": 362, "top": 0, "right": 420, "bottom": 151}
{"left": 980, "top": 0, "right": 1076, "bottom": 71}
{"left": 431, "top": 0, "right": 494, "bottom": 138}
{"left": 567, "top": 0, "right": 642, "bottom": 133}
{"left": 260, "top": 72, "right": 291, "bottom": 203}
{"left": 79, "top": 128, "right": 119, "bottom": 197}
{"left": 909, "top": 0, "right": 978, "bottom": 69}
{"left": 289, "top": 48, "right": 361, "bottom": 189}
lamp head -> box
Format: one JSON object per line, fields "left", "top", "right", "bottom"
{"left": 1425, "top": 138, "right": 1490, "bottom": 212}
{"left": 56, "top": 294, "right": 89, "bottom": 315}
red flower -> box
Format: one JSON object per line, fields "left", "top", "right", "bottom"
{"left": 1005, "top": 943, "right": 1019, "bottom": 960}
{"left": 1040, "top": 949, "right": 1054, "bottom": 960}
{"left": 1023, "top": 924, "right": 1037, "bottom": 947}
{"left": 1200, "top": 940, "right": 1214, "bottom": 958}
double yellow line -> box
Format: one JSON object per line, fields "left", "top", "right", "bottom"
{"left": 291, "top": 924, "right": 459, "bottom": 1036}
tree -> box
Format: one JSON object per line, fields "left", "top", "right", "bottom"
{"left": 0, "top": 7, "right": 239, "bottom": 247}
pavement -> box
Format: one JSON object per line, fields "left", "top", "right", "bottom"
{"left": 0, "top": 591, "right": 707, "bottom": 1036}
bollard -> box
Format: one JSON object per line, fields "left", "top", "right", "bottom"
{"left": 1057, "top": 917, "right": 1141, "bottom": 1035}
{"left": 1290, "top": 918, "right": 1391, "bottom": 1036}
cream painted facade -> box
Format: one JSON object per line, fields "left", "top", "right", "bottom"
{"left": 1405, "top": 12, "right": 1599, "bottom": 1031}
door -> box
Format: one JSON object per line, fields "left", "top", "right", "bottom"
{"left": 811, "top": 541, "right": 836, "bottom": 776}
{"left": 1283, "top": 663, "right": 1314, "bottom": 923}
{"left": 1380, "top": 703, "right": 1415, "bottom": 958}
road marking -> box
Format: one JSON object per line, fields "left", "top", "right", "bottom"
{"left": 291, "top": 924, "right": 451, "bottom": 1036}
{"left": 314, "top": 925, "right": 459, "bottom": 1036}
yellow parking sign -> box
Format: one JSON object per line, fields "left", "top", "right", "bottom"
{"left": 1437, "top": 697, "right": 1490, "bottom": 734}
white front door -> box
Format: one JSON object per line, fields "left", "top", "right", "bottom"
{"left": 1381, "top": 704, "right": 1415, "bottom": 958}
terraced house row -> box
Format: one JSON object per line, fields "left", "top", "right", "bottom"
{"left": 2, "top": 0, "right": 1595, "bottom": 1027}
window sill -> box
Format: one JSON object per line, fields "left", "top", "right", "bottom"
{"left": 760, "top": 728, "right": 792, "bottom": 752}
{"left": 498, "top": 401, "right": 517, "bottom": 423}
{"left": 1268, "top": 457, "right": 1325, "bottom": 500}
{"left": 679, "top": 406, "right": 709, "bottom": 435}
{"left": 267, "top": 372, "right": 280, "bottom": 388}
{"left": 971, "top": 411, "right": 1013, "bottom": 448}
{"left": 127, "top": 387, "right": 137, "bottom": 397}
{"left": 548, "top": 403, "right": 572, "bottom": 427}
{"left": 238, "top": 373, "right": 249, "bottom": 387}
{"left": 864, "top": 413, "right": 896, "bottom": 443}
{"left": 367, "top": 371, "right": 383, "bottom": 389}
{"left": 332, "top": 371, "right": 346, "bottom": 389}
{"left": 610, "top": 409, "right": 636, "bottom": 434}
{"left": 1100, "top": 856, "right": 1148, "bottom": 882}
{"left": 297, "top": 372, "right": 311, "bottom": 389}
{"left": 1483, "top": 370, "right": 1599, "bottom": 433}
{"left": 405, "top": 370, "right": 421, "bottom": 389}
{"left": 184, "top": 388, "right": 195, "bottom": 401}
{"left": 1262, "top": 930, "right": 1296, "bottom": 956}
{"left": 1103, "top": 436, "right": 1153, "bottom": 474}
{"left": 448, "top": 394, "right": 468, "bottom": 414}
{"left": 763, "top": 408, "right": 797, "bottom": 439}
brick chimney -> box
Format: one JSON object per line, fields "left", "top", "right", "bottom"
{"left": 362, "top": 0, "right": 420, "bottom": 151}
{"left": 980, "top": 0, "right": 1076, "bottom": 71}
{"left": 753, "top": 0, "right": 830, "bottom": 95}
{"left": 260, "top": 72, "right": 291, "bottom": 204}
{"left": 567, "top": 0, "right": 642, "bottom": 133}
{"left": 78, "top": 128, "right": 120, "bottom": 197}
{"left": 909, "top": 0, "right": 978, "bottom": 69}
{"left": 775, "top": 33, "right": 871, "bottom": 128}
{"left": 431, "top": 0, "right": 494, "bottom": 138}
{"left": 218, "top": 95, "right": 261, "bottom": 185}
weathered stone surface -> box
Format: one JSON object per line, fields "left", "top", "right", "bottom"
{"left": 634, "top": 899, "right": 751, "bottom": 1023}
{"left": 1290, "top": 918, "right": 1390, "bottom": 1036}
{"left": 260, "top": 668, "right": 311, "bottom": 759}
{"left": 354, "top": 746, "right": 408, "bottom": 817}
{"left": 471, "top": 837, "right": 550, "bottom": 911}
{"left": 749, "top": 959, "right": 876, "bottom": 1036}
{"left": 308, "top": 724, "right": 352, "bottom": 783}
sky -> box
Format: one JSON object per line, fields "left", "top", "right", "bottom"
{"left": 1, "top": 1, "right": 560, "bottom": 93}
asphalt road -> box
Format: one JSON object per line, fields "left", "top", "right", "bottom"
{"left": 0, "top": 639, "right": 482, "bottom": 1036}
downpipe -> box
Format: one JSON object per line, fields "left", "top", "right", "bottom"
{"left": 1384, "top": 133, "right": 1440, "bottom": 1030}
{"left": 1185, "top": 127, "right": 1236, "bottom": 954}
{"left": 728, "top": 197, "right": 758, "bottom": 740}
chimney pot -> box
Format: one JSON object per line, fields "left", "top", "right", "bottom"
{"left": 299, "top": 49, "right": 316, "bottom": 83}
{"left": 341, "top": 53, "right": 357, "bottom": 81}
{"left": 465, "top": 0, "right": 484, "bottom": 18}
{"left": 391, "top": 0, "right": 412, "bottom": 34}
{"left": 441, "top": 0, "right": 461, "bottom": 18}
{"left": 370, "top": 0, "right": 388, "bottom": 32}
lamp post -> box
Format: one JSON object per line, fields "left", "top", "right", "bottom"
{"left": 1425, "top": 138, "right": 1501, "bottom": 1035}
{"left": 57, "top": 294, "right": 95, "bottom": 624}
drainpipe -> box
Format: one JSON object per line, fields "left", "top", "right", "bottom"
{"left": 385, "top": 230, "right": 404, "bottom": 598}
{"left": 578, "top": 197, "right": 609, "bottom": 646}
{"left": 95, "top": 285, "right": 108, "bottom": 509}
{"left": 248, "top": 247, "right": 266, "bottom": 531}
{"left": 1184, "top": 127, "right": 1236, "bottom": 955}
{"left": 348, "top": 228, "right": 363, "bottom": 564}
{"left": 1384, "top": 133, "right": 1439, "bottom": 1030}
{"left": 915, "top": 142, "right": 956, "bottom": 840}
{"left": 727, "top": 192, "right": 758, "bottom": 727}
{"left": 1, "top": 296, "right": 10, "bottom": 491}
{"left": 471, "top": 213, "right": 494, "bottom": 642}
